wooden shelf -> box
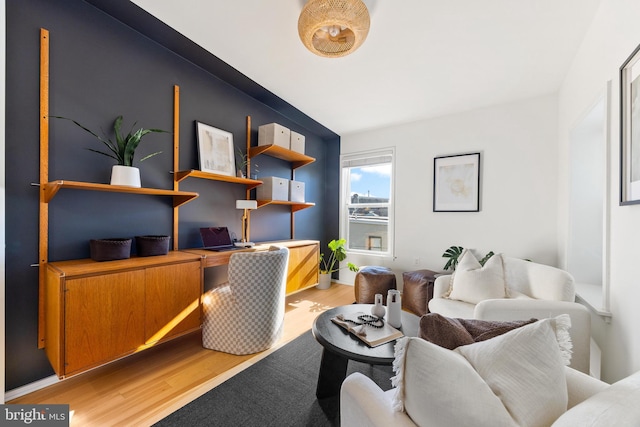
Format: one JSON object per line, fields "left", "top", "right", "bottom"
{"left": 249, "top": 145, "right": 315, "bottom": 169}
{"left": 43, "top": 180, "right": 199, "bottom": 207}
{"left": 174, "top": 169, "right": 262, "bottom": 189}
{"left": 256, "top": 199, "right": 315, "bottom": 212}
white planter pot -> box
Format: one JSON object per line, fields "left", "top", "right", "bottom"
{"left": 110, "top": 165, "right": 141, "bottom": 187}
{"left": 317, "top": 272, "right": 332, "bottom": 290}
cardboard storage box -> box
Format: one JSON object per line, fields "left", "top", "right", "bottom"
{"left": 290, "top": 131, "right": 305, "bottom": 154}
{"left": 258, "top": 123, "right": 290, "bottom": 149}
{"left": 289, "top": 180, "right": 305, "bottom": 202}
{"left": 256, "top": 176, "right": 289, "bottom": 201}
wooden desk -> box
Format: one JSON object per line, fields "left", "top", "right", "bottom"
{"left": 183, "top": 240, "right": 320, "bottom": 295}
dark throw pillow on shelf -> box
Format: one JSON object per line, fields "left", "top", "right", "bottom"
{"left": 419, "top": 313, "right": 538, "bottom": 350}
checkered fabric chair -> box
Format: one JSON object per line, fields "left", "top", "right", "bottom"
{"left": 202, "top": 246, "right": 289, "bottom": 355}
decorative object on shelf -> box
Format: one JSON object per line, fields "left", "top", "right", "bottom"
{"left": 289, "top": 180, "right": 305, "bottom": 202}
{"left": 386, "top": 289, "right": 402, "bottom": 328}
{"left": 620, "top": 41, "right": 640, "bottom": 204}
{"left": 235, "top": 200, "right": 258, "bottom": 247}
{"left": 51, "top": 115, "right": 168, "bottom": 188}
{"left": 257, "top": 176, "right": 289, "bottom": 201}
{"left": 298, "top": 0, "right": 370, "bottom": 58}
{"left": 442, "top": 245, "right": 494, "bottom": 271}
{"left": 371, "top": 294, "right": 386, "bottom": 318}
{"left": 235, "top": 146, "right": 249, "bottom": 178}
{"left": 195, "top": 121, "right": 236, "bottom": 176}
{"left": 433, "top": 152, "right": 481, "bottom": 212}
{"left": 318, "top": 238, "right": 359, "bottom": 289}
{"left": 290, "top": 131, "right": 306, "bottom": 154}
{"left": 135, "top": 235, "right": 170, "bottom": 257}
{"left": 89, "top": 238, "right": 132, "bottom": 261}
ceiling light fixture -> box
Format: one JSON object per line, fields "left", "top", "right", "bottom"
{"left": 298, "top": 0, "right": 370, "bottom": 58}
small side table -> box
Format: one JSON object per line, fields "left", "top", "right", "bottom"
{"left": 402, "top": 269, "right": 440, "bottom": 316}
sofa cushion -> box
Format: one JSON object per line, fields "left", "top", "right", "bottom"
{"left": 419, "top": 313, "right": 537, "bottom": 350}
{"left": 447, "top": 250, "right": 508, "bottom": 304}
{"left": 553, "top": 370, "right": 640, "bottom": 426}
{"left": 393, "top": 315, "right": 572, "bottom": 427}
{"left": 454, "top": 315, "right": 572, "bottom": 427}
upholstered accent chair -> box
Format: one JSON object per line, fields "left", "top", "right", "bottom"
{"left": 202, "top": 246, "right": 289, "bottom": 355}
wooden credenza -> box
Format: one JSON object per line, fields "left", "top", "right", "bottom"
{"left": 44, "top": 251, "right": 203, "bottom": 378}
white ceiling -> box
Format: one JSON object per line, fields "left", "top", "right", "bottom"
{"left": 131, "top": 0, "right": 602, "bottom": 135}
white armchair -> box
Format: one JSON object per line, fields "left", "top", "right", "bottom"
{"left": 202, "top": 246, "right": 289, "bottom": 355}
{"left": 428, "top": 253, "right": 591, "bottom": 373}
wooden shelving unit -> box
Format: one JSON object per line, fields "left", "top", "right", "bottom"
{"left": 256, "top": 199, "right": 316, "bottom": 212}
{"left": 249, "top": 144, "right": 315, "bottom": 169}
{"left": 42, "top": 180, "right": 198, "bottom": 207}
{"left": 174, "top": 169, "right": 262, "bottom": 189}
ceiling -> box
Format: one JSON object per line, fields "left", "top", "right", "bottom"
{"left": 130, "top": 0, "right": 602, "bottom": 136}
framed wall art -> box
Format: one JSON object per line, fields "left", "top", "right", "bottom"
{"left": 195, "top": 121, "right": 236, "bottom": 176}
{"left": 433, "top": 152, "right": 480, "bottom": 212}
{"left": 620, "top": 42, "right": 640, "bottom": 205}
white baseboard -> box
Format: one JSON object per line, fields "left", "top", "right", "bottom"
{"left": 5, "top": 375, "right": 60, "bottom": 402}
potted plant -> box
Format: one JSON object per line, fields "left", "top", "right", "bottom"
{"left": 442, "top": 245, "right": 494, "bottom": 271}
{"left": 235, "top": 146, "right": 259, "bottom": 179}
{"left": 318, "top": 238, "right": 359, "bottom": 289}
{"left": 52, "top": 115, "right": 168, "bottom": 187}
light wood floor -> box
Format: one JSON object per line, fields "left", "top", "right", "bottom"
{"left": 9, "top": 283, "right": 356, "bottom": 426}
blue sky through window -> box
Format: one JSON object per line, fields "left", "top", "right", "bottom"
{"left": 350, "top": 165, "right": 391, "bottom": 199}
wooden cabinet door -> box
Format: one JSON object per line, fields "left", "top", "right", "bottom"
{"left": 286, "top": 244, "right": 319, "bottom": 294}
{"left": 144, "top": 261, "right": 202, "bottom": 346}
{"left": 64, "top": 270, "right": 145, "bottom": 376}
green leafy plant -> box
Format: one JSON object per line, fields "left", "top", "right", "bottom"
{"left": 320, "top": 238, "right": 359, "bottom": 274}
{"left": 52, "top": 115, "right": 168, "bottom": 166}
{"left": 442, "top": 246, "right": 494, "bottom": 271}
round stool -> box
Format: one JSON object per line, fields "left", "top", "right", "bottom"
{"left": 354, "top": 266, "right": 397, "bottom": 304}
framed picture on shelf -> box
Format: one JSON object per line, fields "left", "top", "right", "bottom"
{"left": 620, "top": 42, "right": 640, "bottom": 205}
{"left": 433, "top": 152, "right": 480, "bottom": 212}
{"left": 195, "top": 121, "right": 236, "bottom": 176}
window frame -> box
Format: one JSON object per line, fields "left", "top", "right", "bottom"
{"left": 340, "top": 148, "right": 395, "bottom": 258}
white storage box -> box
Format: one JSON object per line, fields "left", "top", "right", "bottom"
{"left": 258, "top": 123, "right": 290, "bottom": 149}
{"left": 290, "top": 131, "right": 305, "bottom": 154}
{"left": 289, "top": 180, "right": 305, "bottom": 202}
{"left": 256, "top": 176, "right": 289, "bottom": 201}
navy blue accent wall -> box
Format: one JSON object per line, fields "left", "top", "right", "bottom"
{"left": 5, "top": 0, "right": 340, "bottom": 390}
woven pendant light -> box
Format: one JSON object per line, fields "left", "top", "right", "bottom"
{"left": 298, "top": 0, "right": 370, "bottom": 58}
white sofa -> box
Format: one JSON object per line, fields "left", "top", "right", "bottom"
{"left": 341, "top": 368, "right": 640, "bottom": 427}
{"left": 428, "top": 254, "right": 591, "bottom": 374}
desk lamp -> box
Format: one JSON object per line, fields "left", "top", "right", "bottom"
{"left": 235, "top": 199, "right": 258, "bottom": 247}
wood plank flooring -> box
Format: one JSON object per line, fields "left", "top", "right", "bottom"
{"left": 9, "top": 283, "right": 356, "bottom": 426}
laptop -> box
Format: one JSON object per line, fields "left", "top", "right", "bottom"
{"left": 199, "top": 226, "right": 239, "bottom": 252}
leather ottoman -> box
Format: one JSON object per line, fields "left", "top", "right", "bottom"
{"left": 354, "top": 266, "right": 397, "bottom": 304}
{"left": 402, "top": 269, "right": 439, "bottom": 316}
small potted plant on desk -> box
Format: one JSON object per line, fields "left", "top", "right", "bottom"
{"left": 318, "top": 238, "right": 359, "bottom": 290}
{"left": 52, "top": 115, "right": 167, "bottom": 187}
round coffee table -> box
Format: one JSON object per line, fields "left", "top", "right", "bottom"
{"left": 312, "top": 304, "right": 419, "bottom": 398}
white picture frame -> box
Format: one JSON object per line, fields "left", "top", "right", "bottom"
{"left": 433, "top": 152, "right": 481, "bottom": 212}
{"left": 195, "top": 121, "right": 236, "bottom": 176}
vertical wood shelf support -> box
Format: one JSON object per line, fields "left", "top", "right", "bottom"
{"left": 245, "top": 115, "right": 252, "bottom": 242}
{"left": 38, "top": 28, "right": 50, "bottom": 348}
{"left": 172, "top": 85, "right": 180, "bottom": 250}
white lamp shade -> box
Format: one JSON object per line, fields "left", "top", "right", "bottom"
{"left": 236, "top": 200, "right": 258, "bottom": 210}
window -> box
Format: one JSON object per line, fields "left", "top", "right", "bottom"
{"left": 341, "top": 149, "right": 394, "bottom": 256}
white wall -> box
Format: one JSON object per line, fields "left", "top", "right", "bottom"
{"left": 558, "top": 0, "right": 640, "bottom": 383}
{"left": 340, "top": 94, "right": 559, "bottom": 286}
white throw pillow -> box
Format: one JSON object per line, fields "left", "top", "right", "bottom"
{"left": 454, "top": 315, "right": 572, "bottom": 427}
{"left": 447, "top": 249, "right": 507, "bottom": 304}
{"left": 392, "top": 337, "right": 515, "bottom": 427}
{"left": 392, "top": 315, "right": 572, "bottom": 427}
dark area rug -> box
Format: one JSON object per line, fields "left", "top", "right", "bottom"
{"left": 154, "top": 330, "right": 394, "bottom": 427}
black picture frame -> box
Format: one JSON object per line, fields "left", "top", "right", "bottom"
{"left": 433, "top": 152, "right": 481, "bottom": 212}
